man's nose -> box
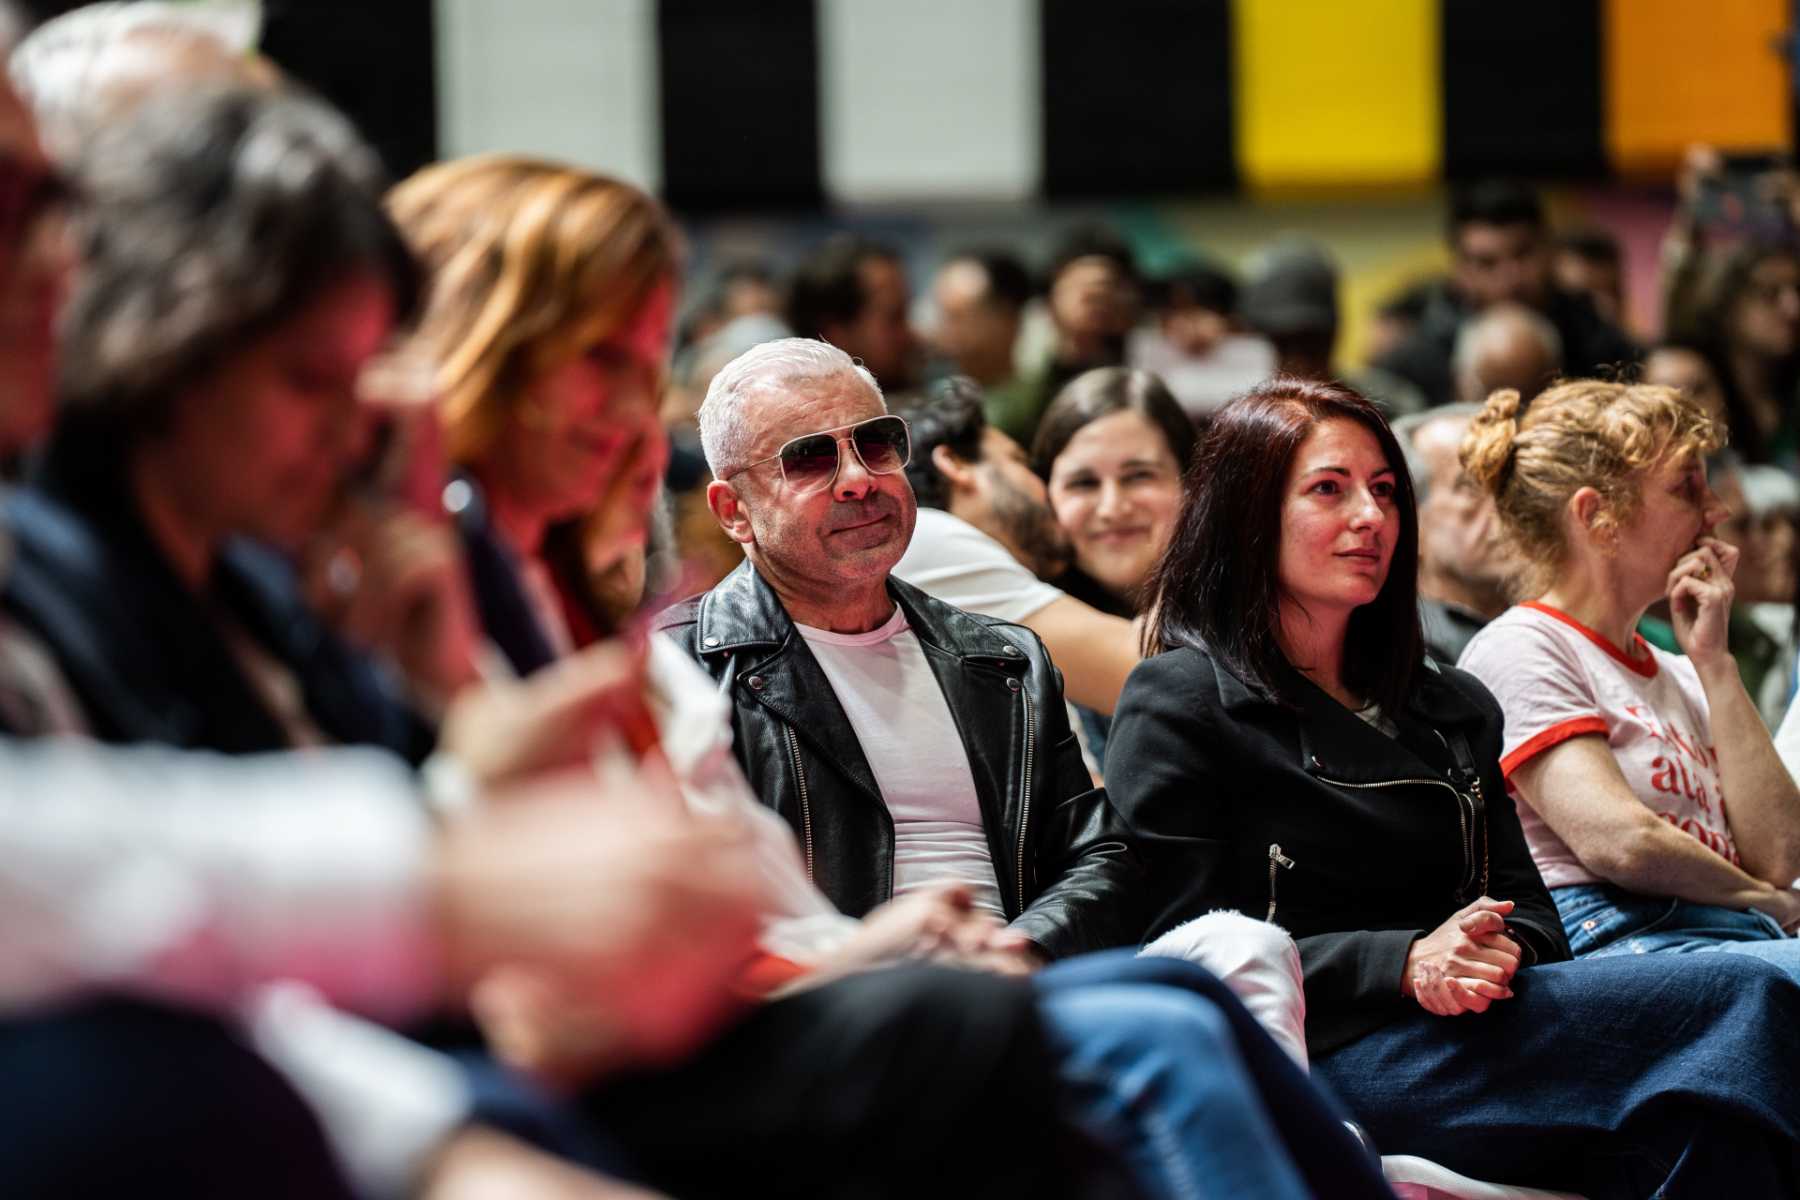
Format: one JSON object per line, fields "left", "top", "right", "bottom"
{"left": 832, "top": 439, "right": 874, "bottom": 500}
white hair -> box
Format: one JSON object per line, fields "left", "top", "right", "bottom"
{"left": 1451, "top": 302, "right": 1562, "bottom": 392}
{"left": 1394, "top": 402, "right": 1483, "bottom": 503}
{"left": 1738, "top": 463, "right": 1800, "bottom": 519}
{"left": 697, "top": 337, "right": 883, "bottom": 478}
{"left": 11, "top": 1, "right": 263, "bottom": 161}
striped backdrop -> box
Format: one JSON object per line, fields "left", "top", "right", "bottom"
{"left": 237, "top": 1, "right": 1792, "bottom": 201}
{"left": 406, "top": 0, "right": 1793, "bottom": 207}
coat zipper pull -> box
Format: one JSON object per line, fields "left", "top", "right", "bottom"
{"left": 1266, "top": 843, "right": 1296, "bottom": 922}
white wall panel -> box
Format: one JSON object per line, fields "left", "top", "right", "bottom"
{"left": 435, "top": 0, "right": 661, "bottom": 190}
{"left": 819, "top": 0, "right": 1040, "bottom": 203}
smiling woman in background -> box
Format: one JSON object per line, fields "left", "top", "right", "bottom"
{"left": 1032, "top": 367, "right": 1194, "bottom": 761}
{"left": 1035, "top": 366, "right": 1196, "bottom": 616}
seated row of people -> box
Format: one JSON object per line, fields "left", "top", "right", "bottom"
{"left": 0, "top": 66, "right": 1386, "bottom": 1199}
{"left": 5, "top": 15, "right": 1800, "bottom": 1200}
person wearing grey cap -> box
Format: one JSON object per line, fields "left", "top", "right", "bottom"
{"left": 1240, "top": 236, "right": 1427, "bottom": 418}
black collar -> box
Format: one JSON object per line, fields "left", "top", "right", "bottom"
{"left": 695, "top": 559, "right": 1027, "bottom": 669}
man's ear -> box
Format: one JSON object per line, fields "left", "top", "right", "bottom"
{"left": 930, "top": 443, "right": 979, "bottom": 494}
{"left": 707, "top": 479, "right": 756, "bottom": 546}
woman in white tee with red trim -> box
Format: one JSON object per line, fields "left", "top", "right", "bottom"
{"left": 1457, "top": 378, "right": 1800, "bottom": 968}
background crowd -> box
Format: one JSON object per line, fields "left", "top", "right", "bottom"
{"left": 9, "top": 3, "right": 1800, "bottom": 1200}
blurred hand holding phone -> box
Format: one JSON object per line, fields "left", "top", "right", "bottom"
{"left": 1682, "top": 145, "right": 1800, "bottom": 243}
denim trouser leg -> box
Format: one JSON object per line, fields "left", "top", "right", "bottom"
{"left": 1314, "top": 952, "right": 1800, "bottom": 1200}
{"left": 1557, "top": 881, "right": 1800, "bottom": 980}
{"left": 1035, "top": 950, "right": 1392, "bottom": 1200}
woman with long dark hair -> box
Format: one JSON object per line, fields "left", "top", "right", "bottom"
{"left": 1106, "top": 375, "right": 1800, "bottom": 1197}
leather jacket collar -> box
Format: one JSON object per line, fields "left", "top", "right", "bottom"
{"left": 694, "top": 558, "right": 1026, "bottom": 667}
{"left": 1211, "top": 647, "right": 1489, "bottom": 785}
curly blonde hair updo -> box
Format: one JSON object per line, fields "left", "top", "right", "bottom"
{"left": 1460, "top": 380, "right": 1724, "bottom": 593}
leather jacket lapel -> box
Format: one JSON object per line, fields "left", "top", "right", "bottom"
{"left": 699, "top": 562, "right": 886, "bottom": 807}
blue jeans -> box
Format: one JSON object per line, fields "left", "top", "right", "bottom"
{"left": 1557, "top": 881, "right": 1800, "bottom": 978}
{"left": 1036, "top": 951, "right": 1390, "bottom": 1200}
{"left": 1315, "top": 952, "right": 1800, "bottom": 1198}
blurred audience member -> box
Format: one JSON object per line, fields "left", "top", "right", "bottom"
{"left": 1374, "top": 180, "right": 1638, "bottom": 405}
{"left": 1241, "top": 236, "right": 1426, "bottom": 417}
{"left": 990, "top": 224, "right": 1140, "bottom": 446}
{"left": 893, "top": 377, "right": 1144, "bottom": 716}
{"left": 1643, "top": 339, "right": 1731, "bottom": 429}
{"left": 9, "top": 0, "right": 273, "bottom": 162}
{"left": 930, "top": 247, "right": 1031, "bottom": 401}
{"left": 11, "top": 85, "right": 468, "bottom": 755}
{"left": 1364, "top": 277, "right": 1436, "bottom": 366}
{"left": 1033, "top": 367, "right": 1196, "bottom": 760}
{"left": 1395, "top": 404, "right": 1517, "bottom": 664}
{"left": 390, "top": 154, "right": 677, "bottom": 669}
{"left": 1451, "top": 302, "right": 1562, "bottom": 406}
{"left": 786, "top": 233, "right": 917, "bottom": 394}
{"left": 1553, "top": 228, "right": 1625, "bottom": 327}
{"left": 1686, "top": 242, "right": 1800, "bottom": 465}
{"left": 1711, "top": 458, "right": 1800, "bottom": 726}
{"left": 1128, "top": 260, "right": 1275, "bottom": 418}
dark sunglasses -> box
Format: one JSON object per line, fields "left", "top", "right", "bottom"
{"left": 725, "top": 414, "right": 912, "bottom": 495}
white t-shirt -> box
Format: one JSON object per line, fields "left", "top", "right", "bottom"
{"left": 892, "top": 507, "right": 1063, "bottom": 624}
{"left": 793, "top": 605, "right": 1006, "bottom": 917}
{"left": 1459, "top": 601, "right": 1740, "bottom": 888}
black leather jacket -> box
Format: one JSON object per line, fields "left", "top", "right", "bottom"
{"left": 657, "top": 561, "right": 1145, "bottom": 960}
{"left": 1107, "top": 644, "right": 1571, "bottom": 1058}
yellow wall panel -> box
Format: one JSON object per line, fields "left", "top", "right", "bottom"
{"left": 1606, "top": 0, "right": 1790, "bottom": 175}
{"left": 1233, "top": 0, "right": 1440, "bottom": 191}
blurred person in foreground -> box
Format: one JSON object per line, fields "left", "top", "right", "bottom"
{"left": 8, "top": 0, "right": 274, "bottom": 162}
{"left": 388, "top": 153, "right": 679, "bottom": 672}
{"left": 785, "top": 232, "right": 918, "bottom": 395}
{"left": 1239, "top": 236, "right": 1426, "bottom": 418}
{"left": 1108, "top": 375, "right": 1800, "bottom": 1198}
{"left": 1374, "top": 180, "right": 1638, "bottom": 406}
{"left": 1450, "top": 302, "right": 1562, "bottom": 408}
{"left": 1395, "top": 404, "right": 1519, "bottom": 665}
{"left": 0, "top": 37, "right": 769, "bottom": 1200}
{"left": 892, "top": 376, "right": 1146, "bottom": 716}
{"left": 1127, "top": 259, "right": 1275, "bottom": 419}
{"left": 988, "top": 224, "right": 1141, "bottom": 446}
{"left": 7, "top": 84, "right": 469, "bottom": 756}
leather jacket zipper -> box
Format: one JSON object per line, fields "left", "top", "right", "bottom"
{"left": 1266, "top": 843, "right": 1295, "bottom": 921}
{"left": 1016, "top": 687, "right": 1034, "bottom": 916}
{"left": 1315, "top": 773, "right": 1488, "bottom": 900}
{"left": 781, "top": 723, "right": 815, "bottom": 881}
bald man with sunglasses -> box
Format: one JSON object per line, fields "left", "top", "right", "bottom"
{"left": 669, "top": 337, "right": 1145, "bottom": 966}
